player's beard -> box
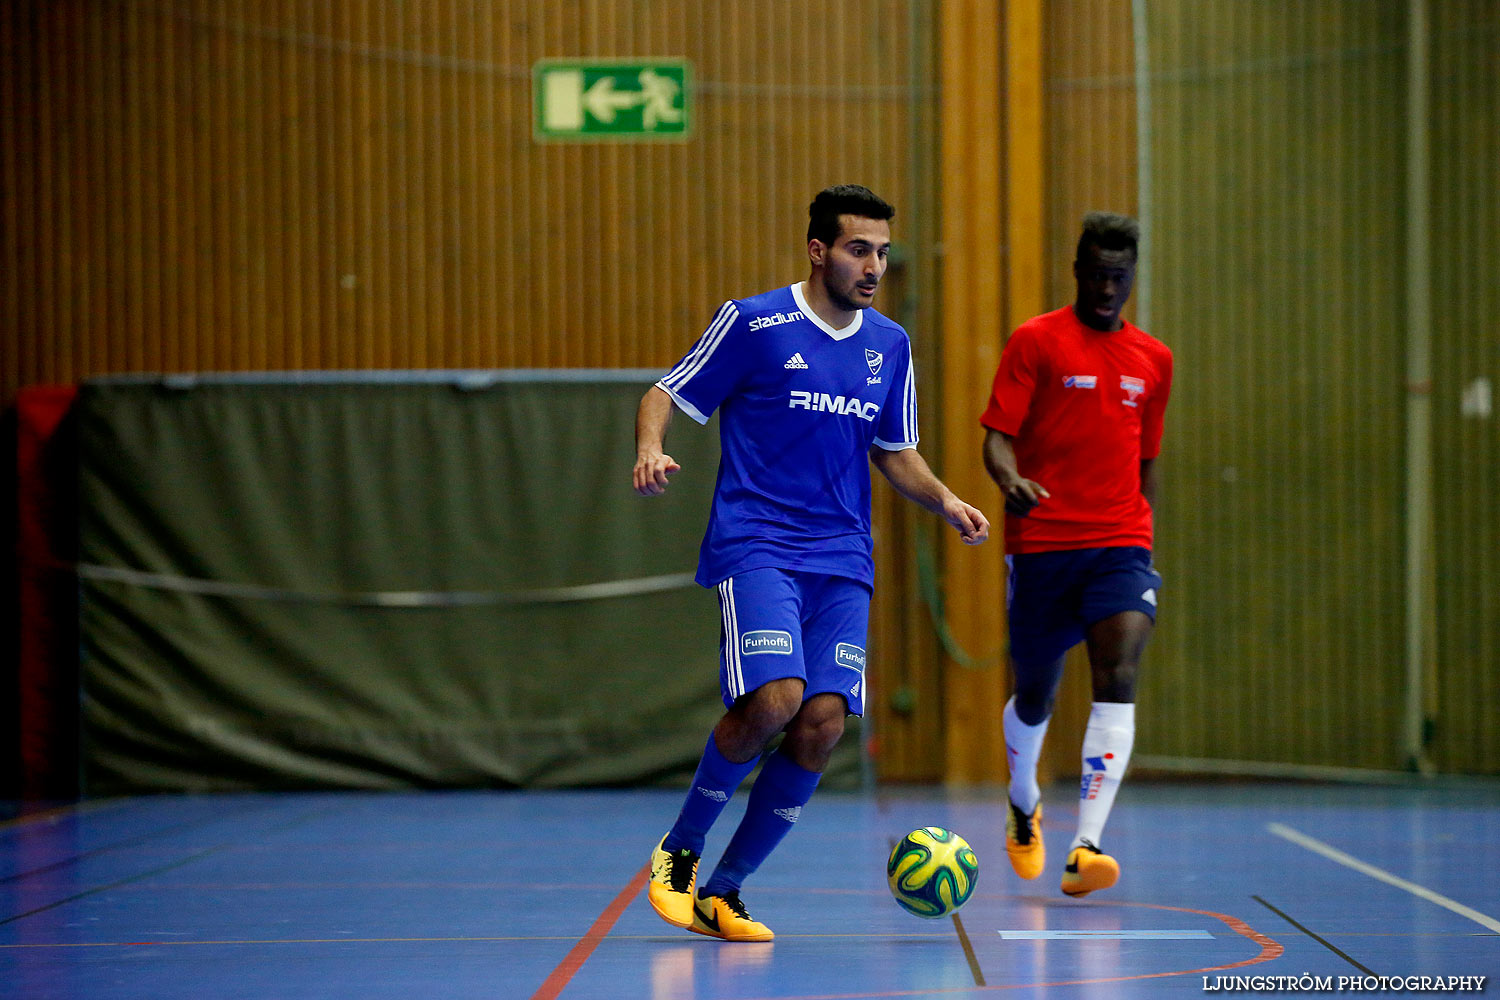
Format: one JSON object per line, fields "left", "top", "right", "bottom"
{"left": 829, "top": 276, "right": 877, "bottom": 313}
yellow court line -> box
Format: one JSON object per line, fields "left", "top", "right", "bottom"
{"left": 0, "top": 798, "right": 131, "bottom": 831}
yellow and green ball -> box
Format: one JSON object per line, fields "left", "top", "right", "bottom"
{"left": 886, "top": 827, "right": 979, "bottom": 918}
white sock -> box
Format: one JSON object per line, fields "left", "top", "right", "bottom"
{"left": 1002, "top": 696, "right": 1050, "bottom": 814}
{"left": 1072, "top": 701, "right": 1135, "bottom": 851}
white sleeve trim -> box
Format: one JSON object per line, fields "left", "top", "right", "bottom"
{"left": 661, "top": 301, "right": 738, "bottom": 393}
{"left": 872, "top": 437, "right": 918, "bottom": 451}
{"left": 657, "top": 381, "right": 711, "bottom": 425}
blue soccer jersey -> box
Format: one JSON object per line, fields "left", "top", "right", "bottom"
{"left": 658, "top": 282, "right": 919, "bottom": 589}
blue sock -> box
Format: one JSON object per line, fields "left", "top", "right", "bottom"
{"left": 700, "top": 749, "right": 821, "bottom": 898}
{"left": 662, "top": 733, "right": 758, "bottom": 855}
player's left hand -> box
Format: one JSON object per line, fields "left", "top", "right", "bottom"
{"left": 944, "top": 500, "right": 990, "bottom": 545}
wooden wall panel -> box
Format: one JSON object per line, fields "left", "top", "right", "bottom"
{"left": 1429, "top": 1, "right": 1500, "bottom": 775}
{"left": 933, "top": 0, "right": 1006, "bottom": 785}
{"left": 1141, "top": 1, "right": 1412, "bottom": 771}
{"left": 2, "top": 1, "right": 930, "bottom": 390}
{"left": 1045, "top": 0, "right": 1138, "bottom": 311}
{"left": 1039, "top": 0, "right": 1141, "bottom": 786}
{"left": 1042, "top": 2, "right": 1497, "bottom": 779}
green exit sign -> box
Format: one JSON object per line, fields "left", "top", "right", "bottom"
{"left": 533, "top": 59, "right": 692, "bottom": 142}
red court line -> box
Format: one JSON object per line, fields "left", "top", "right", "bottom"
{"left": 0, "top": 799, "right": 121, "bottom": 831}
{"left": 737, "top": 900, "right": 1283, "bottom": 999}
{"left": 529, "top": 861, "right": 651, "bottom": 1000}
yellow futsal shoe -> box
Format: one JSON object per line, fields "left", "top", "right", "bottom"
{"left": 1061, "top": 840, "right": 1119, "bottom": 898}
{"left": 648, "top": 836, "right": 701, "bottom": 929}
{"left": 689, "top": 891, "right": 775, "bottom": 942}
{"left": 1005, "top": 800, "right": 1045, "bottom": 880}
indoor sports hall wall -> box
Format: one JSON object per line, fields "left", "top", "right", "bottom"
{"left": 4, "top": 1, "right": 1497, "bottom": 790}
{"left": 1144, "top": 2, "right": 1408, "bottom": 772}
{"left": 1132, "top": 1, "right": 1498, "bottom": 776}
{"left": 0, "top": 0, "right": 957, "bottom": 787}
{"left": 1426, "top": 2, "right": 1500, "bottom": 776}
{"left": 0, "top": 0, "right": 937, "bottom": 385}
{"left": 1043, "top": 1, "right": 1499, "bottom": 777}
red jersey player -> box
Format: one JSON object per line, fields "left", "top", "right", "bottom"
{"left": 980, "top": 211, "right": 1173, "bottom": 898}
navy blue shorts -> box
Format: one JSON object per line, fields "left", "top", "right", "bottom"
{"left": 714, "top": 567, "right": 871, "bottom": 716}
{"left": 1005, "top": 546, "right": 1161, "bottom": 667}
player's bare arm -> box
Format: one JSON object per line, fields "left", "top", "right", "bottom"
{"left": 869, "top": 446, "right": 990, "bottom": 546}
{"left": 1140, "top": 457, "right": 1158, "bottom": 508}
{"left": 633, "top": 385, "right": 681, "bottom": 496}
{"left": 981, "top": 428, "right": 1050, "bottom": 517}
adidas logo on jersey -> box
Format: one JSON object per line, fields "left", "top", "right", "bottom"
{"left": 784, "top": 352, "right": 809, "bottom": 369}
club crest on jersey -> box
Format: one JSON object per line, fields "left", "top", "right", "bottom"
{"left": 788, "top": 390, "right": 879, "bottom": 422}
{"left": 1063, "top": 375, "right": 1098, "bottom": 389}
{"left": 1120, "top": 375, "right": 1145, "bottom": 407}
{"left": 865, "top": 349, "right": 884, "bottom": 376}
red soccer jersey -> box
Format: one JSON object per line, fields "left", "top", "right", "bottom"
{"left": 980, "top": 306, "right": 1173, "bottom": 554}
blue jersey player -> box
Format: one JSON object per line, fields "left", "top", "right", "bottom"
{"left": 634, "top": 185, "right": 990, "bottom": 941}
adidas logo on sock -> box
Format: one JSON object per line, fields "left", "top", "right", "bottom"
{"left": 773, "top": 806, "right": 802, "bottom": 823}
{"left": 696, "top": 787, "right": 729, "bottom": 802}
{"left": 784, "top": 353, "right": 809, "bottom": 369}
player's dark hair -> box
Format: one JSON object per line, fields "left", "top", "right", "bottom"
{"left": 1076, "top": 211, "right": 1140, "bottom": 261}
{"left": 807, "top": 185, "right": 895, "bottom": 245}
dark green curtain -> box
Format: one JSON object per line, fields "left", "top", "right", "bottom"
{"left": 78, "top": 374, "right": 860, "bottom": 793}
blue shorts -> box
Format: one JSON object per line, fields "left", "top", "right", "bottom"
{"left": 715, "top": 567, "right": 871, "bottom": 716}
{"left": 1005, "top": 546, "right": 1161, "bottom": 666}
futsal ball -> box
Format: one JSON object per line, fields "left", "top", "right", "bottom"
{"left": 886, "top": 827, "right": 979, "bottom": 918}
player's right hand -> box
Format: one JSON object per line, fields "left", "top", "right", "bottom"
{"left": 1001, "top": 477, "right": 1049, "bottom": 517}
{"left": 633, "top": 452, "right": 681, "bottom": 496}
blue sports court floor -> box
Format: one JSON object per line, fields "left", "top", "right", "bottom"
{"left": 2, "top": 781, "right": 1496, "bottom": 999}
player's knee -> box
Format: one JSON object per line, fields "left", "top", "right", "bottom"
{"left": 735, "top": 679, "right": 805, "bottom": 737}
{"left": 1090, "top": 659, "right": 1137, "bottom": 702}
{"left": 781, "top": 702, "right": 845, "bottom": 771}
{"left": 1010, "top": 654, "right": 1065, "bottom": 725}
{"left": 798, "top": 708, "right": 845, "bottom": 754}
{"left": 1011, "top": 671, "right": 1059, "bottom": 724}
{"left": 1012, "top": 690, "right": 1054, "bottom": 725}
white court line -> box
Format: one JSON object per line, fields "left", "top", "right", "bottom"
{"left": 998, "top": 929, "right": 1213, "bottom": 940}
{"left": 1267, "top": 822, "right": 1500, "bottom": 934}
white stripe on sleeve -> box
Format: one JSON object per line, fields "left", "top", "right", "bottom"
{"left": 662, "top": 301, "right": 738, "bottom": 393}
{"left": 873, "top": 353, "right": 920, "bottom": 450}
{"left": 903, "top": 353, "right": 919, "bottom": 442}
